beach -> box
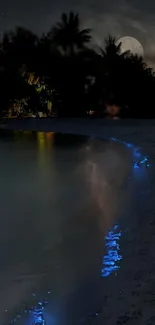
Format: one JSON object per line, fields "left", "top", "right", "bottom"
{"left": 0, "top": 118, "right": 155, "bottom": 325}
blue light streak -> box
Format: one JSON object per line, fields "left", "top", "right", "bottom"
{"left": 110, "top": 137, "right": 150, "bottom": 169}
{"left": 6, "top": 292, "right": 50, "bottom": 325}
{"left": 101, "top": 225, "right": 122, "bottom": 277}
{"left": 102, "top": 138, "right": 150, "bottom": 279}
{"left": 33, "top": 302, "right": 46, "bottom": 325}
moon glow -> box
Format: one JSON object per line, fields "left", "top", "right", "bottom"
{"left": 116, "top": 36, "right": 144, "bottom": 57}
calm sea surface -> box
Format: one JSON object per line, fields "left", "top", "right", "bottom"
{"left": 0, "top": 131, "right": 143, "bottom": 325}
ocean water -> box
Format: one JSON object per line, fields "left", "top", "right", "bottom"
{"left": 0, "top": 130, "right": 148, "bottom": 325}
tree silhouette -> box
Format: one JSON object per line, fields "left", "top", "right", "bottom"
{"left": 0, "top": 27, "right": 38, "bottom": 74}
{"left": 92, "top": 36, "right": 129, "bottom": 111}
{"left": 101, "top": 36, "right": 130, "bottom": 59}
{"left": 0, "top": 12, "right": 154, "bottom": 118}
{"left": 120, "top": 54, "right": 155, "bottom": 117}
{"left": 47, "top": 11, "right": 91, "bottom": 55}
{"left": 39, "top": 12, "right": 93, "bottom": 116}
{"left": 0, "top": 28, "right": 41, "bottom": 116}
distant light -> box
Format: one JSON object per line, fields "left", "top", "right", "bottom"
{"left": 87, "top": 110, "right": 94, "bottom": 116}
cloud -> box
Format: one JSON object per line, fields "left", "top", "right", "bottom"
{"left": 77, "top": 0, "right": 155, "bottom": 64}
{"left": 1, "top": 0, "right": 155, "bottom": 64}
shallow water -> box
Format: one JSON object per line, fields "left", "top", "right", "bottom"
{"left": 0, "top": 131, "right": 145, "bottom": 325}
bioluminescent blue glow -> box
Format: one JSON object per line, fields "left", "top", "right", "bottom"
{"left": 6, "top": 292, "right": 50, "bottom": 325}
{"left": 101, "top": 138, "right": 150, "bottom": 279}
{"left": 133, "top": 149, "right": 150, "bottom": 169}
{"left": 33, "top": 302, "right": 46, "bottom": 325}
{"left": 101, "top": 225, "right": 122, "bottom": 277}
{"left": 110, "top": 137, "right": 150, "bottom": 169}
{"left": 133, "top": 148, "right": 141, "bottom": 158}
{"left": 110, "top": 137, "right": 133, "bottom": 149}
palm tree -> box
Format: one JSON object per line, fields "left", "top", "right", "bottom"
{"left": 47, "top": 11, "right": 91, "bottom": 55}
{"left": 101, "top": 35, "right": 130, "bottom": 59}
{"left": 40, "top": 11, "right": 92, "bottom": 116}
{"left": 122, "top": 54, "right": 155, "bottom": 117}
{"left": 0, "top": 27, "right": 38, "bottom": 74}
{"left": 128, "top": 54, "right": 147, "bottom": 71}
{"left": 0, "top": 27, "right": 42, "bottom": 117}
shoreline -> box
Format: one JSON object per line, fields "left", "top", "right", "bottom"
{"left": 1, "top": 117, "right": 155, "bottom": 149}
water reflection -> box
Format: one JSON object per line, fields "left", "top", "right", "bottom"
{"left": 83, "top": 140, "right": 132, "bottom": 234}
{"left": 101, "top": 225, "right": 122, "bottom": 277}
{"left": 37, "top": 132, "right": 54, "bottom": 180}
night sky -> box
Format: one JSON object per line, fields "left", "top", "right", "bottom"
{"left": 0, "top": 0, "right": 155, "bottom": 65}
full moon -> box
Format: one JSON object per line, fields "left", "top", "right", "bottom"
{"left": 116, "top": 36, "right": 144, "bottom": 57}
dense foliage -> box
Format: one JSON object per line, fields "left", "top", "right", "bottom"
{"left": 0, "top": 11, "right": 154, "bottom": 118}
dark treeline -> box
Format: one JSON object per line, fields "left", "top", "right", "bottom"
{"left": 0, "top": 11, "right": 155, "bottom": 118}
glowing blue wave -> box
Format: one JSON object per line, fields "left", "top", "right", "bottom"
{"left": 101, "top": 225, "right": 122, "bottom": 277}
{"left": 6, "top": 292, "right": 51, "bottom": 325}
{"left": 32, "top": 302, "right": 46, "bottom": 325}
{"left": 110, "top": 137, "right": 150, "bottom": 169}
{"left": 101, "top": 137, "right": 150, "bottom": 279}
